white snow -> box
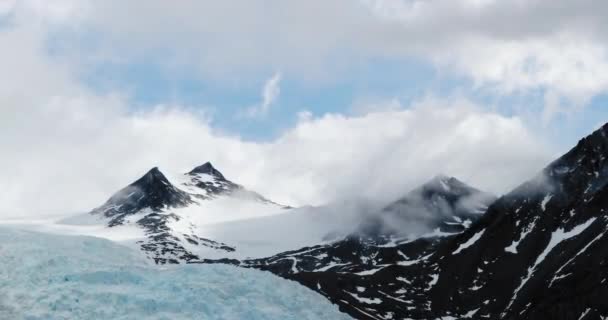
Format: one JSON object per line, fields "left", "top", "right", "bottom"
{"left": 421, "top": 228, "right": 459, "bottom": 239}
{"left": 541, "top": 194, "right": 553, "bottom": 211}
{"left": 470, "top": 284, "right": 482, "bottom": 291}
{"left": 346, "top": 292, "right": 382, "bottom": 304}
{"left": 427, "top": 274, "right": 439, "bottom": 290}
{"left": 0, "top": 227, "right": 351, "bottom": 320}
{"left": 378, "top": 291, "right": 411, "bottom": 304}
{"left": 170, "top": 192, "right": 286, "bottom": 228}
{"left": 579, "top": 308, "right": 591, "bottom": 320}
{"left": 355, "top": 265, "right": 390, "bottom": 276}
{"left": 376, "top": 235, "right": 410, "bottom": 247}
{"left": 285, "top": 257, "right": 299, "bottom": 273}
{"left": 397, "top": 251, "right": 433, "bottom": 266}
{"left": 28, "top": 199, "right": 360, "bottom": 261}
{"left": 314, "top": 262, "right": 350, "bottom": 272}
{"left": 463, "top": 308, "right": 480, "bottom": 318}
{"left": 504, "top": 241, "right": 518, "bottom": 254}
{"left": 550, "top": 231, "right": 606, "bottom": 287}
{"left": 506, "top": 217, "right": 597, "bottom": 311}
{"left": 453, "top": 229, "right": 485, "bottom": 255}
{"left": 191, "top": 204, "right": 360, "bottom": 259}
{"left": 505, "top": 217, "right": 537, "bottom": 254}
{"left": 396, "top": 277, "right": 411, "bottom": 284}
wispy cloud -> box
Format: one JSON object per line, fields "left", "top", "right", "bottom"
{"left": 245, "top": 71, "right": 282, "bottom": 118}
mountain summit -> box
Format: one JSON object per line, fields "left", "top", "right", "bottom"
{"left": 88, "top": 163, "right": 288, "bottom": 263}
{"left": 91, "top": 167, "right": 192, "bottom": 227}
{"left": 358, "top": 175, "right": 496, "bottom": 241}
{"left": 188, "top": 162, "right": 226, "bottom": 179}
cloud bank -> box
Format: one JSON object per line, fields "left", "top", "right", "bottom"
{"left": 0, "top": 0, "right": 572, "bottom": 219}
{"left": 0, "top": 89, "right": 552, "bottom": 218}
{"left": 8, "top": 0, "right": 605, "bottom": 118}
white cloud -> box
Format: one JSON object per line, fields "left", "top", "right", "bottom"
{"left": 0, "top": 86, "right": 553, "bottom": 218}
{"left": 0, "top": 0, "right": 15, "bottom": 15}
{"left": 245, "top": 71, "right": 282, "bottom": 118}
{"left": 0, "top": 0, "right": 579, "bottom": 220}
{"left": 23, "top": 0, "right": 602, "bottom": 118}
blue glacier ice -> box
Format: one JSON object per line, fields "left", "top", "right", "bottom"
{"left": 0, "top": 228, "right": 351, "bottom": 320}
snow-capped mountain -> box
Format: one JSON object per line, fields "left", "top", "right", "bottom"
{"left": 84, "top": 162, "right": 494, "bottom": 265}
{"left": 357, "top": 175, "right": 496, "bottom": 243}
{"left": 87, "top": 162, "right": 289, "bottom": 263}
{"left": 224, "top": 176, "right": 495, "bottom": 319}
{"left": 246, "top": 123, "right": 608, "bottom": 320}
{"left": 66, "top": 122, "right": 608, "bottom": 320}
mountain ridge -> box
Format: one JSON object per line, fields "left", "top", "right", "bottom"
{"left": 87, "top": 163, "right": 288, "bottom": 263}
{"left": 246, "top": 122, "right": 608, "bottom": 320}
{"left": 81, "top": 123, "right": 608, "bottom": 319}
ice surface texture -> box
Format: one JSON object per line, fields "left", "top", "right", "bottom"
{"left": 0, "top": 228, "right": 351, "bottom": 320}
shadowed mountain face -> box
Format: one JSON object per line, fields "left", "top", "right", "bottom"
{"left": 358, "top": 175, "right": 496, "bottom": 242}
{"left": 91, "top": 167, "right": 193, "bottom": 227}
{"left": 189, "top": 162, "right": 226, "bottom": 178}
{"left": 239, "top": 123, "right": 608, "bottom": 320}
{"left": 419, "top": 122, "right": 608, "bottom": 320}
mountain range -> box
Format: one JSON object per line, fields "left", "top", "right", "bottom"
{"left": 75, "top": 123, "right": 608, "bottom": 320}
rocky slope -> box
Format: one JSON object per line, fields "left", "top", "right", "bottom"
{"left": 232, "top": 176, "right": 495, "bottom": 319}
{"left": 246, "top": 123, "right": 608, "bottom": 320}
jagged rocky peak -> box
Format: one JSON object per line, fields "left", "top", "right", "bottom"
{"left": 505, "top": 122, "right": 608, "bottom": 207}
{"left": 357, "top": 176, "right": 496, "bottom": 241}
{"left": 181, "top": 161, "right": 247, "bottom": 199}
{"left": 547, "top": 122, "right": 608, "bottom": 181}
{"left": 123, "top": 166, "right": 191, "bottom": 208}
{"left": 188, "top": 162, "right": 225, "bottom": 180}
{"left": 136, "top": 166, "right": 171, "bottom": 186}
{"left": 426, "top": 173, "right": 457, "bottom": 189}
{"left": 419, "top": 174, "right": 489, "bottom": 198}
{"left": 91, "top": 166, "right": 192, "bottom": 226}
{"left": 391, "top": 175, "right": 496, "bottom": 214}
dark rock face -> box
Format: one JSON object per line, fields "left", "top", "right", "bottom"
{"left": 358, "top": 175, "right": 496, "bottom": 242}
{"left": 238, "top": 123, "right": 608, "bottom": 320}
{"left": 189, "top": 162, "right": 226, "bottom": 179}
{"left": 91, "top": 167, "right": 193, "bottom": 227}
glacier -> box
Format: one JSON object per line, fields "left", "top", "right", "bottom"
{"left": 0, "top": 228, "right": 351, "bottom": 320}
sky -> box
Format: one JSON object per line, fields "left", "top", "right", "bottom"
{"left": 1, "top": 0, "right": 608, "bottom": 218}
